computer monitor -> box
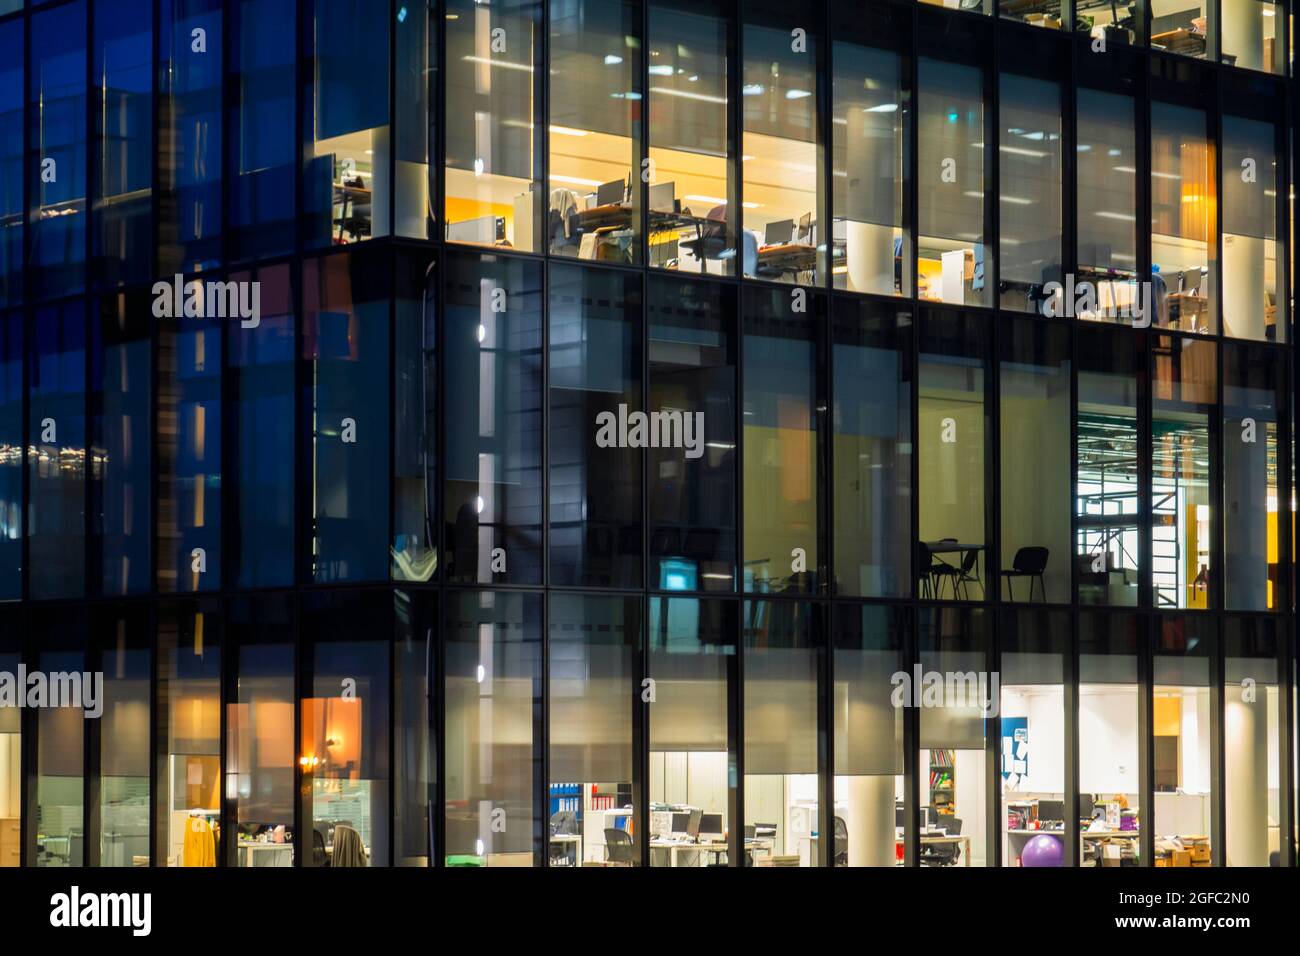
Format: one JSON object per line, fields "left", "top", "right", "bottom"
{"left": 1038, "top": 799, "right": 1066, "bottom": 825}
{"left": 686, "top": 809, "right": 703, "bottom": 840}
{"left": 1182, "top": 269, "right": 1202, "bottom": 295}
{"left": 895, "top": 805, "right": 905, "bottom": 829}
{"left": 699, "top": 813, "right": 723, "bottom": 836}
{"left": 670, "top": 812, "right": 691, "bottom": 835}
{"left": 649, "top": 180, "right": 676, "bottom": 213}
{"left": 1078, "top": 794, "right": 1096, "bottom": 822}
{"left": 764, "top": 218, "right": 794, "bottom": 245}
{"left": 597, "top": 179, "right": 625, "bottom": 207}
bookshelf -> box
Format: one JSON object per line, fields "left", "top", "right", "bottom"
{"left": 929, "top": 749, "right": 955, "bottom": 815}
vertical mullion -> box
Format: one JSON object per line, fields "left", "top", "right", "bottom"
{"left": 985, "top": 613, "right": 1000, "bottom": 866}
{"left": 902, "top": 608, "right": 919, "bottom": 866}
{"left": 1210, "top": 612, "right": 1226, "bottom": 863}
{"left": 1064, "top": 607, "right": 1081, "bottom": 866}
{"left": 1138, "top": 612, "right": 1155, "bottom": 866}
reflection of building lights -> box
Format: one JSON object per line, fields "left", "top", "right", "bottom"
{"left": 476, "top": 664, "right": 486, "bottom": 683}
{"left": 476, "top": 323, "right": 486, "bottom": 343}
{"left": 474, "top": 496, "right": 484, "bottom": 514}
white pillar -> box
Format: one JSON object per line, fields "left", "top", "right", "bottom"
{"left": 844, "top": 774, "right": 896, "bottom": 867}
{"left": 1225, "top": 694, "right": 1269, "bottom": 866}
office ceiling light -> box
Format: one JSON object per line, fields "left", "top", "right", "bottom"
{"left": 864, "top": 103, "right": 898, "bottom": 112}
{"left": 461, "top": 54, "right": 533, "bottom": 72}
{"left": 550, "top": 174, "right": 603, "bottom": 187}
{"left": 649, "top": 64, "right": 673, "bottom": 75}
{"left": 742, "top": 83, "right": 764, "bottom": 95}
{"left": 1095, "top": 211, "right": 1136, "bottom": 221}
{"left": 1151, "top": 170, "right": 1182, "bottom": 180}
{"left": 1000, "top": 145, "right": 1049, "bottom": 158}
{"left": 1000, "top": 195, "right": 1033, "bottom": 205}
{"left": 741, "top": 201, "right": 761, "bottom": 208}
{"left": 549, "top": 125, "right": 588, "bottom": 136}
{"left": 785, "top": 89, "right": 811, "bottom": 99}
{"left": 651, "top": 87, "right": 725, "bottom": 104}
{"left": 605, "top": 54, "right": 623, "bottom": 65}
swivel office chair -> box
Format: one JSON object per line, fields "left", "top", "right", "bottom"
{"left": 832, "top": 816, "right": 848, "bottom": 867}
{"left": 604, "top": 829, "right": 634, "bottom": 866}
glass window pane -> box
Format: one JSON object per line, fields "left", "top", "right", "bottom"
{"left": 444, "top": 0, "right": 542, "bottom": 252}
{"left": 302, "top": 592, "right": 391, "bottom": 867}
{"left": 917, "top": 607, "right": 989, "bottom": 867}
{"left": 0, "top": 21, "right": 20, "bottom": 308}
{"left": 156, "top": 600, "right": 221, "bottom": 867}
{"left": 744, "top": 599, "right": 820, "bottom": 866}
{"left": 226, "top": 596, "right": 295, "bottom": 867}
{"left": 548, "top": 0, "right": 642, "bottom": 263}
{"left": 1151, "top": 102, "right": 1216, "bottom": 334}
{"left": 0, "top": 623, "right": 21, "bottom": 868}
{"left": 743, "top": 286, "right": 821, "bottom": 594}
{"left": 93, "top": 292, "right": 152, "bottom": 596}
{"left": 98, "top": 608, "right": 151, "bottom": 866}
{"left": 444, "top": 590, "right": 542, "bottom": 867}
{"left": 648, "top": 276, "right": 737, "bottom": 591}
{"left": 1152, "top": 336, "right": 1215, "bottom": 609}
{"left": 1224, "top": 618, "right": 1281, "bottom": 866}
{"left": 1151, "top": 0, "right": 1211, "bottom": 59}
{"left": 1223, "top": 344, "right": 1282, "bottom": 610}
{"left": 741, "top": 3, "right": 823, "bottom": 285}
{"left": 228, "top": 263, "right": 294, "bottom": 587}
{"left": 158, "top": 0, "right": 222, "bottom": 275}
{"left": 393, "top": 589, "right": 433, "bottom": 865}
{"left": 29, "top": 302, "right": 86, "bottom": 600}
{"left": 0, "top": 311, "right": 20, "bottom": 600}
{"left": 443, "top": 252, "right": 544, "bottom": 585}
{"left": 92, "top": 0, "right": 151, "bottom": 289}
{"left": 1076, "top": 88, "right": 1139, "bottom": 317}
{"left": 304, "top": 250, "right": 391, "bottom": 583}
{"left": 1075, "top": 1, "right": 1138, "bottom": 43}
{"left": 230, "top": 0, "right": 296, "bottom": 260}
{"left": 999, "top": 609, "right": 1068, "bottom": 867}
{"left": 831, "top": 299, "right": 911, "bottom": 598}
{"left": 1000, "top": 0, "right": 1062, "bottom": 28}
{"left": 999, "top": 73, "right": 1062, "bottom": 313}
{"left": 36, "top": 629, "right": 86, "bottom": 867}
{"left": 302, "top": 0, "right": 390, "bottom": 249}
{"left": 1153, "top": 615, "right": 1213, "bottom": 856}
{"left": 1222, "top": 115, "right": 1284, "bottom": 342}
{"left": 1078, "top": 611, "right": 1142, "bottom": 864}
{"left": 393, "top": 249, "right": 438, "bottom": 582}
{"left": 648, "top": 596, "right": 736, "bottom": 867}
{"left": 918, "top": 59, "right": 989, "bottom": 306}
{"left": 157, "top": 292, "right": 221, "bottom": 593}
{"left": 549, "top": 263, "right": 643, "bottom": 588}
{"left": 833, "top": 604, "right": 904, "bottom": 867}
{"left": 1221, "top": 0, "right": 1283, "bottom": 72}
{"left": 647, "top": 0, "right": 733, "bottom": 274}
{"left": 548, "top": 593, "right": 641, "bottom": 867}
{"left": 832, "top": 12, "right": 910, "bottom": 297}
{"left": 1000, "top": 316, "right": 1070, "bottom": 603}
{"left": 918, "top": 311, "right": 988, "bottom": 600}
{"left": 1077, "top": 326, "right": 1142, "bottom": 606}
{"left": 30, "top": 0, "right": 88, "bottom": 298}
{"left": 395, "top": 1, "right": 438, "bottom": 240}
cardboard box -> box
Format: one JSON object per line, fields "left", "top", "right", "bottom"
{"left": 1171, "top": 850, "right": 1192, "bottom": 867}
{"left": 1189, "top": 845, "right": 1210, "bottom": 863}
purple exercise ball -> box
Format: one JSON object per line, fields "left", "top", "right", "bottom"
{"left": 1021, "top": 833, "right": 1064, "bottom": 867}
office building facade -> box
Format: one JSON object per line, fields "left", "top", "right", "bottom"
{"left": 0, "top": 0, "right": 1295, "bottom": 869}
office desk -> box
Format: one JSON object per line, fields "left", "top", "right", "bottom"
{"left": 756, "top": 243, "right": 817, "bottom": 279}
{"left": 649, "top": 839, "right": 729, "bottom": 867}
{"left": 239, "top": 841, "right": 293, "bottom": 867}
{"left": 1151, "top": 28, "right": 1206, "bottom": 56}
{"left": 549, "top": 833, "right": 582, "bottom": 867}
{"left": 896, "top": 834, "right": 972, "bottom": 866}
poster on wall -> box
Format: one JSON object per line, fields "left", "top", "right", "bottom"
{"left": 1001, "top": 716, "right": 1028, "bottom": 789}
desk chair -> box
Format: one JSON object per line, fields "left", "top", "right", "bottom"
{"left": 918, "top": 542, "right": 943, "bottom": 598}
{"left": 679, "top": 203, "right": 731, "bottom": 264}
{"left": 920, "top": 817, "right": 963, "bottom": 867}
{"left": 833, "top": 816, "right": 848, "bottom": 867}
{"left": 604, "top": 829, "right": 634, "bottom": 866}
{"left": 313, "top": 826, "right": 330, "bottom": 867}
{"left": 928, "top": 543, "right": 974, "bottom": 599}
{"left": 1002, "top": 546, "right": 1049, "bottom": 602}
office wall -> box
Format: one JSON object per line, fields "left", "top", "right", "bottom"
{"left": 1080, "top": 687, "right": 1140, "bottom": 797}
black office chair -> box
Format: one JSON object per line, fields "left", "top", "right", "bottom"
{"left": 951, "top": 548, "right": 981, "bottom": 599}
{"left": 1003, "top": 546, "right": 1049, "bottom": 602}
{"left": 604, "top": 829, "right": 634, "bottom": 866}
{"left": 833, "top": 816, "right": 848, "bottom": 867}
{"left": 920, "top": 816, "right": 963, "bottom": 867}
{"left": 917, "top": 542, "right": 944, "bottom": 598}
